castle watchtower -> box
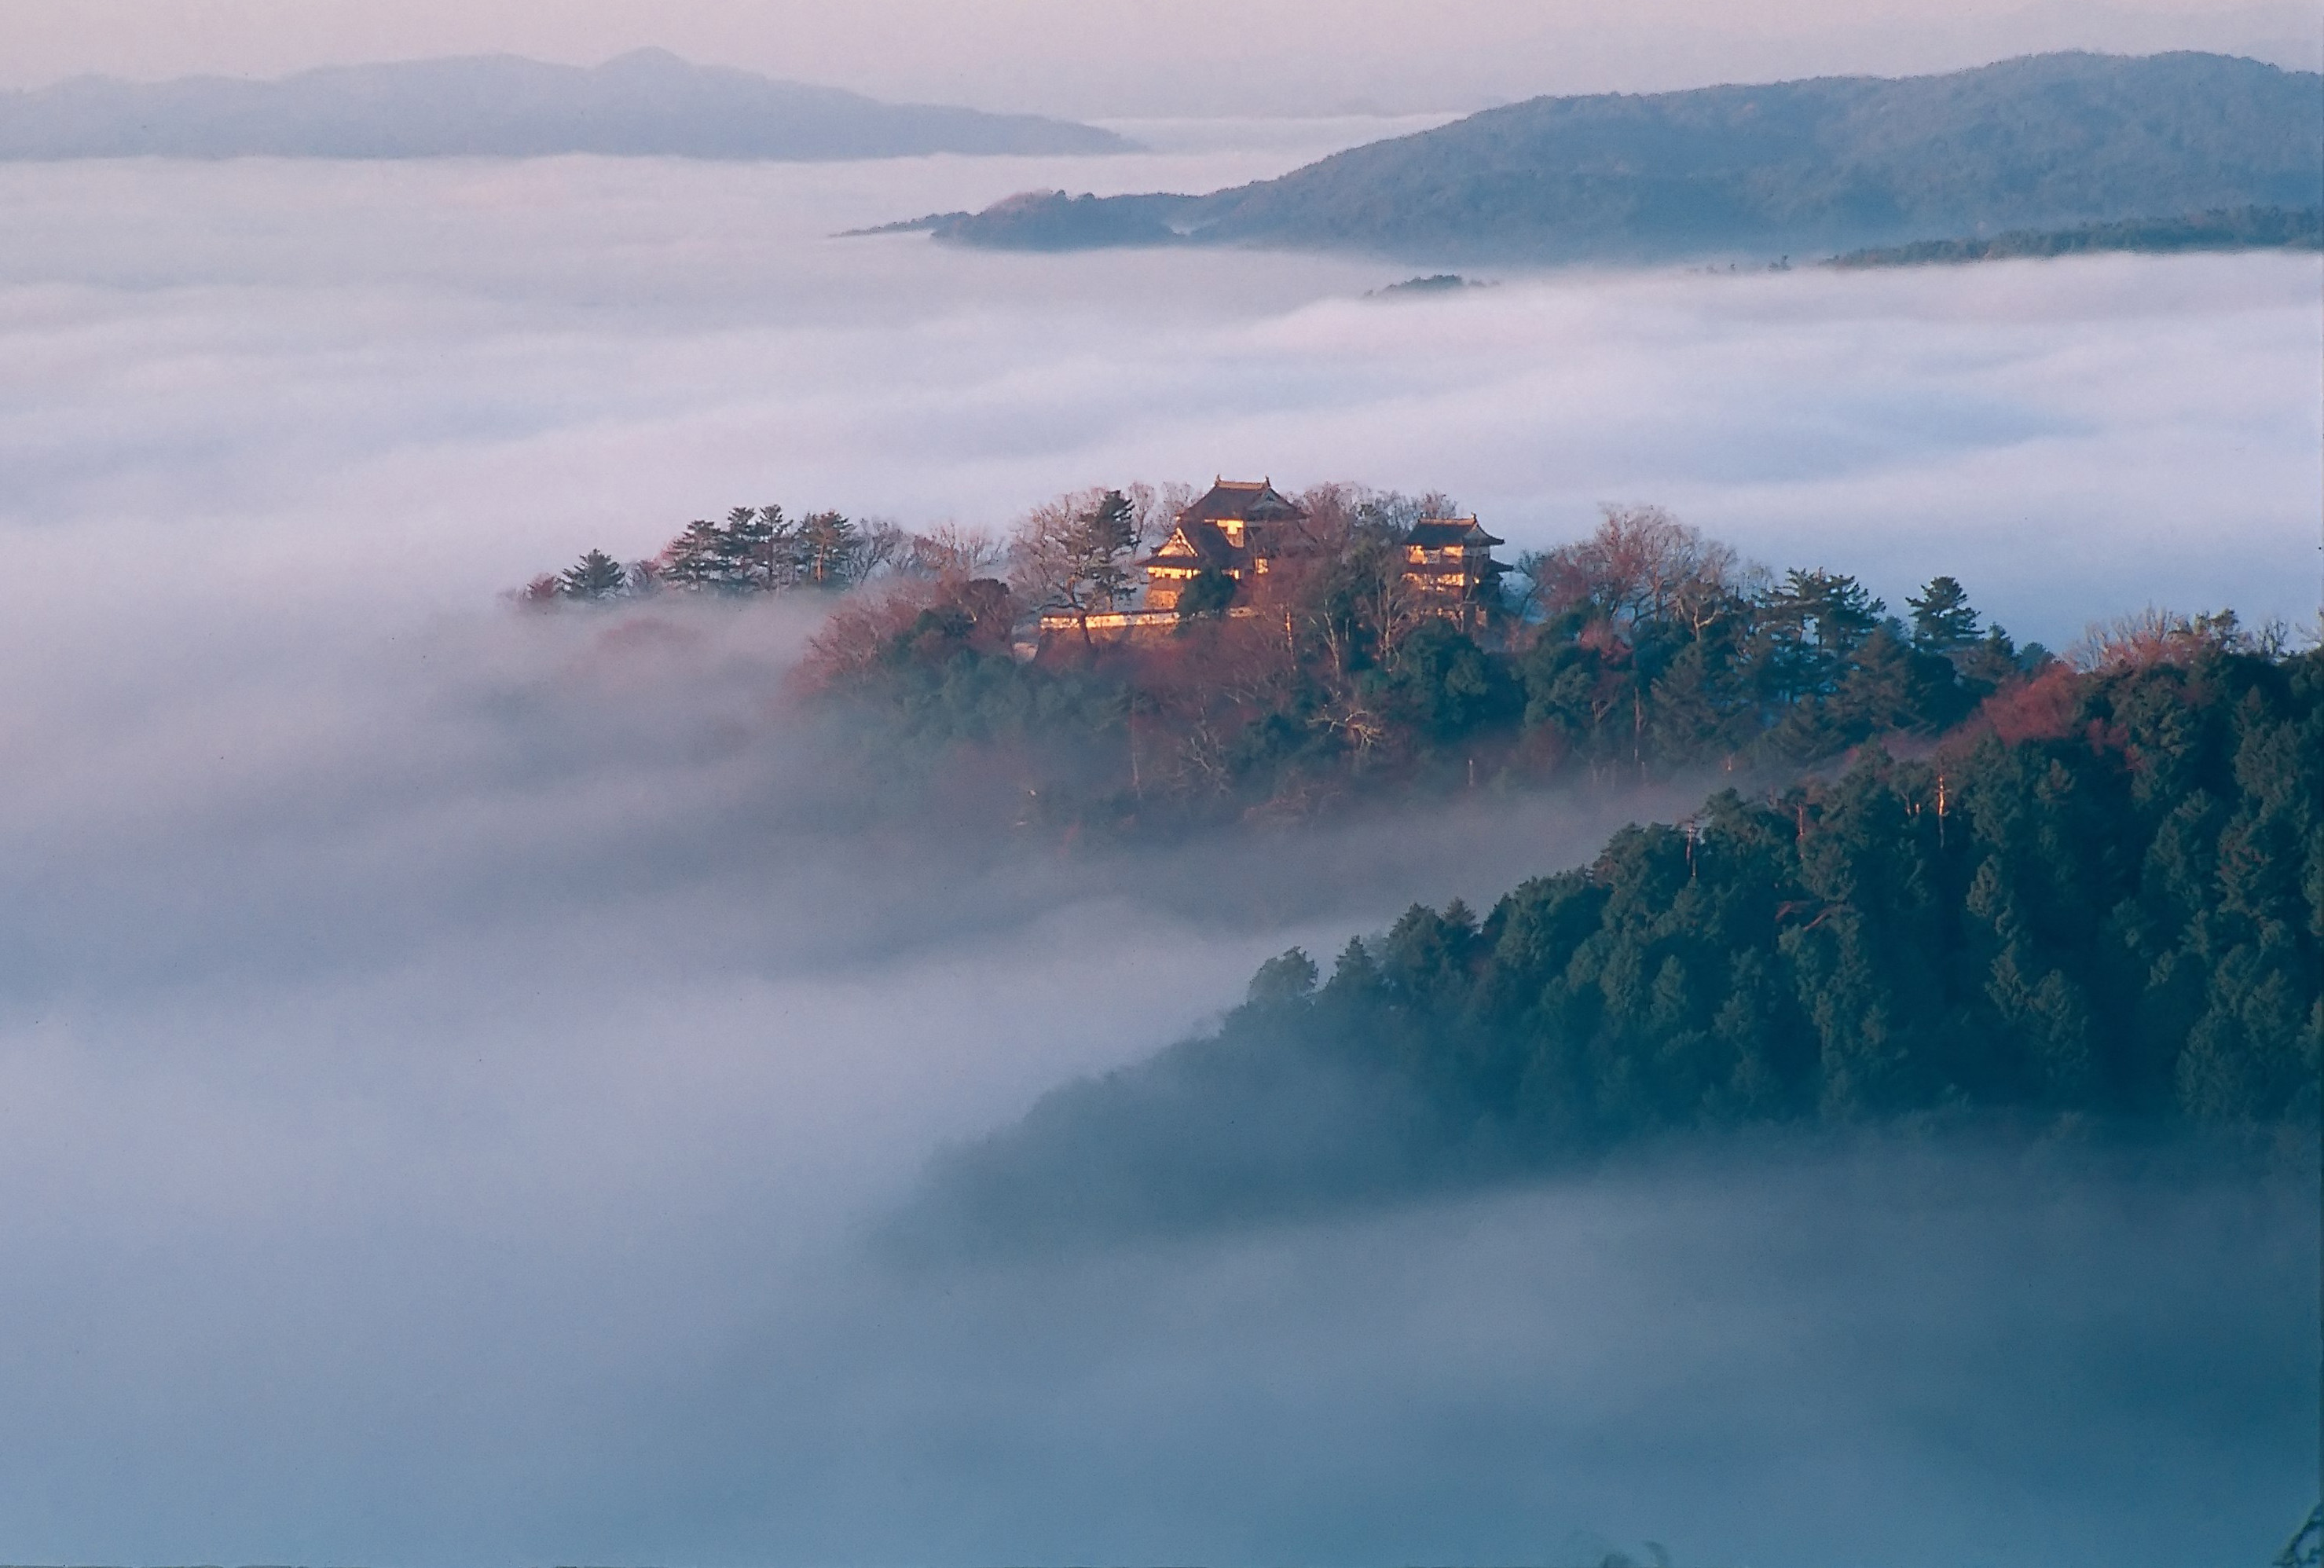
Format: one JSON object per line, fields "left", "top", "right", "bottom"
{"left": 1402, "top": 514, "right": 1506, "bottom": 630}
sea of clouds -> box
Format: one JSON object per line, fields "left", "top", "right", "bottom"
{"left": 0, "top": 127, "right": 2315, "bottom": 1564}
{"left": 6, "top": 123, "right": 2319, "bottom": 643}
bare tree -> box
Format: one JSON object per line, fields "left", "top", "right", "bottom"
{"left": 895, "top": 523, "right": 1005, "bottom": 581}
{"left": 856, "top": 518, "right": 907, "bottom": 581}
{"left": 1008, "top": 489, "right": 1094, "bottom": 610}
{"left": 1523, "top": 504, "right": 1750, "bottom": 637}
{"left": 2073, "top": 606, "right": 2249, "bottom": 672}
{"left": 1007, "top": 488, "right": 1141, "bottom": 642}
{"left": 1121, "top": 481, "right": 1195, "bottom": 555}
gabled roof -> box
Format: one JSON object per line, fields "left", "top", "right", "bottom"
{"left": 1148, "top": 521, "right": 1243, "bottom": 570}
{"left": 1409, "top": 515, "right": 1505, "bottom": 548}
{"left": 1178, "top": 477, "right": 1309, "bottom": 527}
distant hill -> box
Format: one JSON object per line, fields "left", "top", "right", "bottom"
{"left": 0, "top": 49, "right": 1131, "bottom": 160}
{"left": 911, "top": 52, "right": 2321, "bottom": 262}
{"left": 1368, "top": 273, "right": 1495, "bottom": 297}
{"left": 896, "top": 189, "right": 1189, "bottom": 247}
{"left": 1828, "top": 204, "right": 2322, "bottom": 266}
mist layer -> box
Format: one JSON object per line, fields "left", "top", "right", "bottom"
{"left": 0, "top": 135, "right": 2314, "bottom": 1563}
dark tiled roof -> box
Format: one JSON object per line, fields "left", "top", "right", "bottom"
{"left": 1178, "top": 478, "right": 1309, "bottom": 527}
{"left": 1146, "top": 521, "right": 1244, "bottom": 570}
{"left": 1409, "top": 515, "right": 1504, "bottom": 548}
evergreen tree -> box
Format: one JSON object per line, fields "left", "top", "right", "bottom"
{"left": 661, "top": 518, "right": 731, "bottom": 592}
{"left": 1073, "top": 489, "right": 1141, "bottom": 610}
{"left": 719, "top": 504, "right": 801, "bottom": 592}
{"left": 1908, "top": 575, "right": 1981, "bottom": 651}
{"left": 1176, "top": 567, "right": 1238, "bottom": 623}
{"left": 1248, "top": 948, "right": 1320, "bottom": 1006}
{"left": 798, "top": 510, "right": 862, "bottom": 588}
{"left": 560, "top": 548, "right": 628, "bottom": 601}
{"left": 1372, "top": 621, "right": 1519, "bottom": 742}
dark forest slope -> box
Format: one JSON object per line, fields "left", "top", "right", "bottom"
{"left": 907, "top": 641, "right": 2324, "bottom": 1251}
{"left": 0, "top": 49, "right": 1129, "bottom": 160}
{"left": 1828, "top": 203, "right": 2322, "bottom": 266}
{"left": 929, "top": 52, "right": 2322, "bottom": 261}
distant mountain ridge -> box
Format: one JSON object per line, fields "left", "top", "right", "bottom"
{"left": 0, "top": 48, "right": 1131, "bottom": 160}
{"left": 1828, "top": 204, "right": 2323, "bottom": 267}
{"left": 910, "top": 51, "right": 2322, "bottom": 261}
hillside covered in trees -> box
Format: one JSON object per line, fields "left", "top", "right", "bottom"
{"left": 904, "top": 51, "right": 2322, "bottom": 262}
{"left": 522, "top": 488, "right": 2319, "bottom": 1243}
{"left": 1828, "top": 203, "right": 2322, "bottom": 267}
{"left": 808, "top": 493, "right": 2062, "bottom": 829}
{"left": 527, "top": 484, "right": 2104, "bottom": 830}
{"left": 909, "top": 629, "right": 2323, "bottom": 1249}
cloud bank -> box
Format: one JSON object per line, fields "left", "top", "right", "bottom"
{"left": 0, "top": 137, "right": 2314, "bottom": 1563}
{"left": 4, "top": 147, "right": 2315, "bottom": 649}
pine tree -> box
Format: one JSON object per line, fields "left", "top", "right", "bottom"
{"left": 661, "top": 518, "right": 730, "bottom": 591}
{"left": 1907, "top": 575, "right": 1981, "bottom": 651}
{"left": 1807, "top": 570, "right": 1886, "bottom": 656}
{"left": 720, "top": 506, "right": 777, "bottom": 592}
{"left": 1072, "top": 489, "right": 1141, "bottom": 611}
{"left": 1247, "top": 948, "right": 1320, "bottom": 1006}
{"left": 560, "top": 548, "right": 628, "bottom": 601}
{"left": 798, "top": 510, "right": 861, "bottom": 588}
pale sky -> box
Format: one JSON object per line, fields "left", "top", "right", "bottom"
{"left": 4, "top": 0, "right": 2317, "bottom": 114}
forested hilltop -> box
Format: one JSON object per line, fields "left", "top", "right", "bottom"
{"left": 528, "top": 489, "right": 2082, "bottom": 831}
{"left": 909, "top": 630, "right": 2322, "bottom": 1250}
{"left": 520, "top": 492, "right": 2320, "bottom": 1240}
{"left": 898, "top": 51, "right": 2322, "bottom": 262}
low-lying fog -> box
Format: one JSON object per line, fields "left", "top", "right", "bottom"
{"left": 7, "top": 126, "right": 2319, "bottom": 642}
{"left": 0, "top": 127, "right": 2315, "bottom": 1564}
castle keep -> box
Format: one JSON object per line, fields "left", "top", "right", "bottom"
{"left": 1140, "top": 478, "right": 1318, "bottom": 612}
{"left": 1036, "top": 478, "right": 1507, "bottom": 643}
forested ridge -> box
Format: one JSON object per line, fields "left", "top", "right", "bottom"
{"left": 804, "top": 494, "right": 2059, "bottom": 829}
{"left": 1828, "top": 204, "right": 2322, "bottom": 268}
{"left": 522, "top": 492, "right": 2321, "bottom": 1240}
{"left": 911, "top": 51, "right": 2323, "bottom": 261}
{"left": 526, "top": 487, "right": 2300, "bottom": 851}
{"left": 912, "top": 636, "right": 2322, "bottom": 1246}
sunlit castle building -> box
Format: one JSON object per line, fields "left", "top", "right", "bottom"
{"left": 1401, "top": 513, "right": 1506, "bottom": 632}
{"left": 1033, "top": 476, "right": 1508, "bottom": 643}
{"left": 1140, "top": 478, "right": 1318, "bottom": 613}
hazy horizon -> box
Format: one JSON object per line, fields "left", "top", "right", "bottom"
{"left": 7, "top": 0, "right": 2320, "bottom": 116}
